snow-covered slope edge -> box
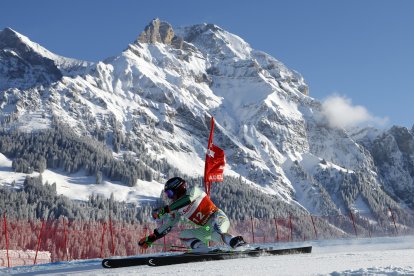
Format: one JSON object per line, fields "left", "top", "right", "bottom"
{"left": 2, "top": 236, "right": 414, "bottom": 275}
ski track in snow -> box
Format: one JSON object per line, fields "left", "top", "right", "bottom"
{"left": 1, "top": 236, "right": 414, "bottom": 276}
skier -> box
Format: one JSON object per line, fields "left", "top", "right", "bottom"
{"left": 138, "top": 177, "right": 246, "bottom": 252}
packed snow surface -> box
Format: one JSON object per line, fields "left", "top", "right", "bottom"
{"left": 2, "top": 236, "right": 413, "bottom": 275}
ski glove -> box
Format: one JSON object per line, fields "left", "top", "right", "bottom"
{"left": 138, "top": 233, "right": 158, "bottom": 249}
{"left": 151, "top": 205, "right": 170, "bottom": 220}
{"left": 138, "top": 229, "right": 167, "bottom": 249}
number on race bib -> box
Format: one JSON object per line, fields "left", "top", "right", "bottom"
{"left": 191, "top": 212, "right": 205, "bottom": 224}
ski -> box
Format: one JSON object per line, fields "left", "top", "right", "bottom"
{"left": 102, "top": 256, "right": 148, "bottom": 268}
{"left": 147, "top": 246, "right": 312, "bottom": 266}
{"left": 102, "top": 245, "right": 312, "bottom": 268}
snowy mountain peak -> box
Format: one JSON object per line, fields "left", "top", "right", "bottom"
{"left": 0, "top": 27, "right": 61, "bottom": 62}
{"left": 0, "top": 27, "right": 52, "bottom": 60}
{"left": 0, "top": 27, "right": 23, "bottom": 46}
{"left": 0, "top": 27, "right": 63, "bottom": 90}
{"left": 0, "top": 27, "right": 92, "bottom": 83}
{"left": 176, "top": 23, "right": 252, "bottom": 61}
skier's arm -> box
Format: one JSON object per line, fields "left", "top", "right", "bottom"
{"left": 153, "top": 188, "right": 200, "bottom": 218}
{"left": 151, "top": 196, "right": 190, "bottom": 219}
{"left": 169, "top": 195, "right": 192, "bottom": 210}
{"left": 138, "top": 230, "right": 160, "bottom": 249}
{"left": 139, "top": 212, "right": 180, "bottom": 249}
{"left": 156, "top": 212, "right": 180, "bottom": 235}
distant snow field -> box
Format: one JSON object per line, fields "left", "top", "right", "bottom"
{"left": 0, "top": 153, "right": 163, "bottom": 204}
{"left": 1, "top": 236, "right": 413, "bottom": 275}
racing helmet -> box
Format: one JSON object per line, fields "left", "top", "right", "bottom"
{"left": 164, "top": 177, "right": 187, "bottom": 201}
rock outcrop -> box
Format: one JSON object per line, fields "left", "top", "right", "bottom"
{"left": 137, "top": 18, "right": 175, "bottom": 44}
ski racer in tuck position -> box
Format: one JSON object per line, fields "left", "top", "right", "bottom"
{"left": 138, "top": 177, "right": 246, "bottom": 251}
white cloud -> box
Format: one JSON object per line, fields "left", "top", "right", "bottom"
{"left": 321, "top": 94, "right": 389, "bottom": 129}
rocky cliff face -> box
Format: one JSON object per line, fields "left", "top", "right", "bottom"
{"left": 0, "top": 19, "right": 413, "bottom": 223}
{"left": 355, "top": 126, "right": 414, "bottom": 208}
{"left": 137, "top": 18, "right": 175, "bottom": 44}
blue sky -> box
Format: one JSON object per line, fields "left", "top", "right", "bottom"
{"left": 1, "top": 0, "right": 413, "bottom": 127}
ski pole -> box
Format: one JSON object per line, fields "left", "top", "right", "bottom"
{"left": 152, "top": 243, "right": 187, "bottom": 249}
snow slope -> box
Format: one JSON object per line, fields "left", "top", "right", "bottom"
{"left": 0, "top": 153, "right": 163, "bottom": 204}
{"left": 2, "top": 236, "right": 414, "bottom": 275}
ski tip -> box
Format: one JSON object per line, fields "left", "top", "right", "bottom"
{"left": 303, "top": 245, "right": 312, "bottom": 253}
{"left": 147, "top": 258, "right": 157, "bottom": 266}
{"left": 102, "top": 259, "right": 112, "bottom": 268}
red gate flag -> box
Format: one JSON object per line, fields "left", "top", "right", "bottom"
{"left": 204, "top": 117, "right": 226, "bottom": 195}
{"left": 205, "top": 143, "right": 225, "bottom": 182}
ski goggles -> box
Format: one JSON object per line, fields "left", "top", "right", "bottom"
{"left": 164, "top": 189, "right": 174, "bottom": 199}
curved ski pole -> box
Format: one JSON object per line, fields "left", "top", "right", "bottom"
{"left": 151, "top": 243, "right": 189, "bottom": 252}
{"left": 151, "top": 243, "right": 187, "bottom": 249}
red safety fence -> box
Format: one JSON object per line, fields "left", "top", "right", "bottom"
{"left": 1, "top": 210, "right": 413, "bottom": 267}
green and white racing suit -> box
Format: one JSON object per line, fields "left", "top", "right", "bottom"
{"left": 156, "top": 186, "right": 235, "bottom": 249}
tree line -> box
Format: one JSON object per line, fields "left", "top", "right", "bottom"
{"left": 0, "top": 175, "right": 152, "bottom": 222}
{"left": 0, "top": 119, "right": 173, "bottom": 186}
